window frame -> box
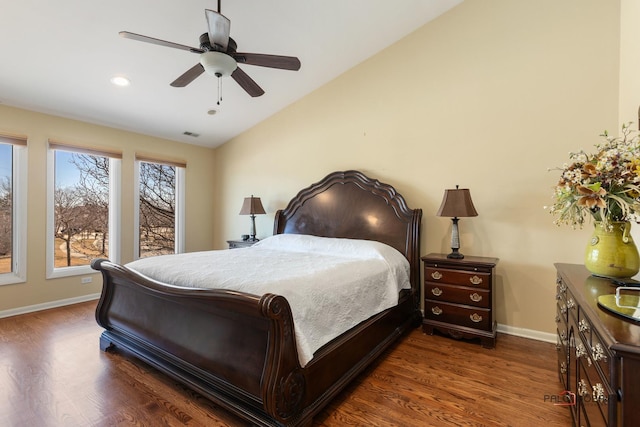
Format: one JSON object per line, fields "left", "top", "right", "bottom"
{"left": 133, "top": 157, "right": 185, "bottom": 259}
{"left": 0, "top": 136, "right": 27, "bottom": 286}
{"left": 46, "top": 142, "right": 121, "bottom": 279}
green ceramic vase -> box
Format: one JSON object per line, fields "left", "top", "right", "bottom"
{"left": 585, "top": 221, "right": 640, "bottom": 278}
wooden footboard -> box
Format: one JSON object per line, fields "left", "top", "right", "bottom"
{"left": 92, "top": 258, "right": 306, "bottom": 426}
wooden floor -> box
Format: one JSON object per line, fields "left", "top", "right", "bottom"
{"left": 0, "top": 302, "right": 571, "bottom": 426}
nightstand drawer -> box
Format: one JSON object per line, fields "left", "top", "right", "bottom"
{"left": 425, "top": 283, "right": 490, "bottom": 308}
{"left": 424, "top": 267, "right": 490, "bottom": 290}
{"left": 424, "top": 300, "right": 491, "bottom": 331}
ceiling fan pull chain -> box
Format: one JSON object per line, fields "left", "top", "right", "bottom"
{"left": 217, "top": 74, "right": 222, "bottom": 105}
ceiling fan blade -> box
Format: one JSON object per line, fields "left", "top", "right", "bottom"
{"left": 205, "top": 9, "right": 230, "bottom": 52}
{"left": 119, "top": 31, "right": 203, "bottom": 53}
{"left": 231, "top": 67, "right": 265, "bottom": 97}
{"left": 170, "top": 63, "right": 205, "bottom": 87}
{"left": 233, "top": 53, "right": 301, "bottom": 71}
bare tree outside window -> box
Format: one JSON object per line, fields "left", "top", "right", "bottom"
{"left": 0, "top": 143, "right": 12, "bottom": 274}
{"left": 53, "top": 152, "right": 109, "bottom": 267}
{"left": 139, "top": 162, "right": 176, "bottom": 258}
{"left": 0, "top": 175, "right": 12, "bottom": 274}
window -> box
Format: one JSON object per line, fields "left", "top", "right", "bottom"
{"left": 47, "top": 142, "right": 121, "bottom": 277}
{"left": 135, "top": 157, "right": 185, "bottom": 258}
{"left": 0, "top": 135, "right": 27, "bottom": 285}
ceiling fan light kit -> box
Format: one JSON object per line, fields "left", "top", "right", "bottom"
{"left": 119, "top": 1, "right": 300, "bottom": 102}
{"left": 200, "top": 51, "right": 237, "bottom": 77}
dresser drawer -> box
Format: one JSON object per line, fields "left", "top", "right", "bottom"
{"left": 424, "top": 267, "right": 490, "bottom": 290}
{"left": 424, "top": 300, "right": 491, "bottom": 331}
{"left": 577, "top": 309, "right": 612, "bottom": 386}
{"left": 578, "top": 358, "right": 616, "bottom": 427}
{"left": 425, "top": 283, "right": 490, "bottom": 308}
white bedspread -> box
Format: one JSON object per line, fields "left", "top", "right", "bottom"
{"left": 125, "top": 234, "right": 411, "bottom": 367}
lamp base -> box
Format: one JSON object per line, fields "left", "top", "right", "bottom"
{"left": 447, "top": 249, "right": 464, "bottom": 259}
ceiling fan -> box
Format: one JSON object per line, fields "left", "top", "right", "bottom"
{"left": 119, "top": 0, "right": 301, "bottom": 102}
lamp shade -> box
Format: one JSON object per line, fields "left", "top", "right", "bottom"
{"left": 436, "top": 187, "right": 478, "bottom": 218}
{"left": 239, "top": 196, "right": 266, "bottom": 215}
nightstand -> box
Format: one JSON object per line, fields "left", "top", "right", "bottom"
{"left": 421, "top": 253, "right": 498, "bottom": 348}
{"left": 227, "top": 240, "right": 257, "bottom": 249}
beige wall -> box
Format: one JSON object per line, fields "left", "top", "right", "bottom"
{"left": 214, "top": 0, "right": 622, "bottom": 335}
{"left": 0, "top": 105, "right": 216, "bottom": 312}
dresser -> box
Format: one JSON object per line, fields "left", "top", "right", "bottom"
{"left": 422, "top": 253, "right": 498, "bottom": 348}
{"left": 555, "top": 263, "right": 640, "bottom": 427}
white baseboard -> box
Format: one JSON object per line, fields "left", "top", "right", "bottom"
{"left": 0, "top": 293, "right": 101, "bottom": 319}
{"left": 497, "top": 323, "right": 556, "bottom": 344}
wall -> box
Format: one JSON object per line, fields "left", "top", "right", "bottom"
{"left": 214, "top": 0, "right": 622, "bottom": 336}
{"left": 0, "top": 105, "right": 216, "bottom": 313}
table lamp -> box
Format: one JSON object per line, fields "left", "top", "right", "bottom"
{"left": 437, "top": 185, "right": 478, "bottom": 259}
{"left": 239, "top": 195, "right": 266, "bottom": 241}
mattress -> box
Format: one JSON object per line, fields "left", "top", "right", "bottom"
{"left": 126, "top": 234, "right": 411, "bottom": 366}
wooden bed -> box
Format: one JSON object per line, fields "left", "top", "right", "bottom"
{"left": 92, "top": 170, "right": 422, "bottom": 427}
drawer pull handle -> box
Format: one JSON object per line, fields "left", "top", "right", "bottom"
{"left": 578, "top": 319, "right": 590, "bottom": 333}
{"left": 431, "top": 287, "right": 443, "bottom": 296}
{"left": 576, "top": 343, "right": 587, "bottom": 359}
{"left": 469, "top": 275, "right": 483, "bottom": 285}
{"left": 559, "top": 282, "right": 567, "bottom": 293}
{"left": 560, "top": 305, "right": 567, "bottom": 315}
{"left": 592, "top": 343, "right": 608, "bottom": 362}
{"left": 560, "top": 330, "right": 566, "bottom": 341}
{"left": 567, "top": 298, "right": 576, "bottom": 310}
{"left": 469, "top": 293, "right": 482, "bottom": 302}
{"left": 431, "top": 306, "right": 443, "bottom": 315}
{"left": 431, "top": 271, "right": 443, "bottom": 280}
{"left": 470, "top": 313, "right": 482, "bottom": 323}
{"left": 592, "top": 383, "right": 608, "bottom": 403}
{"left": 555, "top": 314, "right": 561, "bottom": 323}
{"left": 578, "top": 379, "right": 589, "bottom": 397}
{"left": 560, "top": 361, "right": 567, "bottom": 375}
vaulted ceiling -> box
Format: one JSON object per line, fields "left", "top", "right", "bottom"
{"left": 0, "top": 0, "right": 462, "bottom": 147}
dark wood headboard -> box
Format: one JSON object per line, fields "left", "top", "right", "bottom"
{"left": 273, "top": 170, "right": 422, "bottom": 294}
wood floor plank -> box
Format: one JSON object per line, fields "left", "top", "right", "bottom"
{"left": 0, "top": 302, "right": 571, "bottom": 426}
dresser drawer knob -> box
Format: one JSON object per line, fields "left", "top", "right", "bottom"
{"left": 469, "top": 313, "right": 483, "bottom": 323}
{"left": 431, "top": 271, "right": 443, "bottom": 280}
{"left": 431, "top": 306, "right": 443, "bottom": 315}
{"left": 431, "top": 287, "right": 443, "bottom": 297}
{"left": 469, "top": 275, "right": 483, "bottom": 285}
{"left": 469, "top": 292, "right": 482, "bottom": 303}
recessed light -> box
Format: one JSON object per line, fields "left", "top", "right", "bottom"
{"left": 110, "top": 76, "right": 131, "bottom": 87}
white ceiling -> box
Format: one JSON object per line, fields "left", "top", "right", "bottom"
{"left": 0, "top": 0, "right": 461, "bottom": 148}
